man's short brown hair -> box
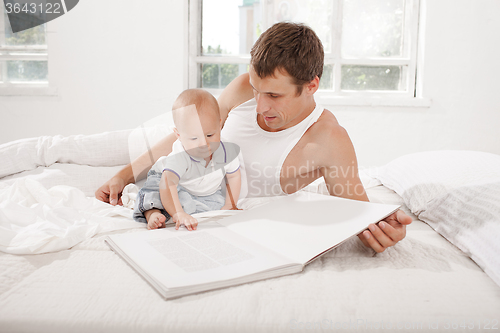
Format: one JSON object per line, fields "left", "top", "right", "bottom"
{"left": 250, "top": 22, "right": 324, "bottom": 95}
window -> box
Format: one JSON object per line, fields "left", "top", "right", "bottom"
{"left": 0, "top": 3, "right": 51, "bottom": 95}
{"left": 189, "top": 0, "right": 426, "bottom": 106}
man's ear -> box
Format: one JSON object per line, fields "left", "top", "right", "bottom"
{"left": 305, "top": 76, "right": 320, "bottom": 96}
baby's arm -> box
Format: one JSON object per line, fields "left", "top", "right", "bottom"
{"left": 221, "top": 169, "right": 241, "bottom": 210}
{"left": 160, "top": 171, "right": 198, "bottom": 231}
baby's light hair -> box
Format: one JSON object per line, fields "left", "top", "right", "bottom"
{"left": 172, "top": 89, "right": 220, "bottom": 128}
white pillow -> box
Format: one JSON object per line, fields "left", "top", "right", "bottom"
{"left": 370, "top": 150, "right": 500, "bottom": 215}
{"left": 0, "top": 130, "right": 133, "bottom": 179}
{"left": 370, "top": 150, "right": 500, "bottom": 286}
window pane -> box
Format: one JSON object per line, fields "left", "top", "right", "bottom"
{"left": 319, "top": 64, "right": 333, "bottom": 90}
{"left": 3, "top": 60, "right": 48, "bottom": 82}
{"left": 342, "top": 0, "right": 405, "bottom": 58}
{"left": 202, "top": 0, "right": 334, "bottom": 56}
{"left": 341, "top": 65, "right": 405, "bottom": 91}
{"left": 272, "top": 0, "right": 334, "bottom": 53}
{"left": 201, "top": 63, "right": 248, "bottom": 89}
{"left": 203, "top": 0, "right": 256, "bottom": 55}
{"left": 4, "top": 11, "right": 46, "bottom": 45}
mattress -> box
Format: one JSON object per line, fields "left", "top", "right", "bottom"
{"left": 0, "top": 131, "right": 499, "bottom": 333}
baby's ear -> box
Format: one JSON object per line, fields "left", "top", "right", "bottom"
{"left": 173, "top": 127, "right": 180, "bottom": 138}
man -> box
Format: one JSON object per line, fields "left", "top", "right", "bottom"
{"left": 96, "top": 22, "right": 412, "bottom": 252}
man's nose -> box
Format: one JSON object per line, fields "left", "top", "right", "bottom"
{"left": 255, "top": 94, "right": 270, "bottom": 114}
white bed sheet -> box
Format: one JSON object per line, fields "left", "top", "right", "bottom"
{"left": 0, "top": 134, "right": 499, "bottom": 332}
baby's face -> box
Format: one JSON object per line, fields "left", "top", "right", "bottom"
{"left": 175, "top": 107, "right": 221, "bottom": 160}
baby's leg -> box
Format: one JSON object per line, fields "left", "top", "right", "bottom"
{"left": 144, "top": 209, "right": 167, "bottom": 230}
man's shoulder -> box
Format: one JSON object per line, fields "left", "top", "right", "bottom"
{"left": 229, "top": 98, "right": 256, "bottom": 113}
{"left": 295, "top": 109, "right": 354, "bottom": 166}
{"left": 219, "top": 72, "right": 254, "bottom": 122}
{"left": 306, "top": 108, "right": 349, "bottom": 142}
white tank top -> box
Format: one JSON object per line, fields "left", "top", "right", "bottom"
{"left": 221, "top": 98, "right": 324, "bottom": 198}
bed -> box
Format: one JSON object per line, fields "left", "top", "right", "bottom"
{"left": 1, "top": 130, "right": 499, "bottom": 333}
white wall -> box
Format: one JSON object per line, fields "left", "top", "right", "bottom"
{"left": 332, "top": 0, "right": 500, "bottom": 167}
{"left": 1, "top": 0, "right": 499, "bottom": 167}
{"left": 0, "top": 0, "right": 186, "bottom": 144}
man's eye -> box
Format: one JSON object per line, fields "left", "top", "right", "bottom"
{"left": 270, "top": 94, "right": 279, "bottom": 98}
{"left": 207, "top": 134, "right": 213, "bottom": 138}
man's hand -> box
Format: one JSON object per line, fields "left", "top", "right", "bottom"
{"left": 95, "top": 176, "right": 126, "bottom": 206}
{"left": 220, "top": 204, "right": 241, "bottom": 210}
{"left": 358, "top": 209, "right": 413, "bottom": 253}
{"left": 173, "top": 212, "right": 198, "bottom": 231}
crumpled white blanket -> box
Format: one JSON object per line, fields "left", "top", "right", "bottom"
{"left": 121, "top": 183, "right": 139, "bottom": 209}
{"left": 0, "top": 179, "right": 141, "bottom": 255}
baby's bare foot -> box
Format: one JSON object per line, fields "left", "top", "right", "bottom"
{"left": 147, "top": 211, "right": 167, "bottom": 230}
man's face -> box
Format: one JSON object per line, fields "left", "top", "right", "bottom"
{"left": 248, "top": 67, "right": 316, "bottom": 132}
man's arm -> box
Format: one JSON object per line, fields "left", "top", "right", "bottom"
{"left": 218, "top": 73, "right": 254, "bottom": 126}
{"left": 319, "top": 121, "right": 412, "bottom": 252}
{"left": 95, "top": 132, "right": 177, "bottom": 205}
{"left": 320, "top": 125, "right": 368, "bottom": 202}
{"left": 96, "top": 73, "right": 252, "bottom": 205}
{"left": 221, "top": 169, "right": 241, "bottom": 210}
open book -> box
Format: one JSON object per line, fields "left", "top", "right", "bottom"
{"left": 106, "top": 192, "right": 399, "bottom": 299}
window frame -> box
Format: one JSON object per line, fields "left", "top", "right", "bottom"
{"left": 0, "top": 5, "right": 56, "bottom": 96}
{"left": 188, "top": 0, "right": 430, "bottom": 107}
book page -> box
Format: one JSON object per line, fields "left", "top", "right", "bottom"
{"left": 146, "top": 231, "right": 254, "bottom": 272}
{"left": 218, "top": 192, "right": 400, "bottom": 264}
{"left": 108, "top": 222, "right": 295, "bottom": 289}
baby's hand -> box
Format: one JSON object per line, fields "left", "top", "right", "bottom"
{"left": 173, "top": 212, "right": 198, "bottom": 231}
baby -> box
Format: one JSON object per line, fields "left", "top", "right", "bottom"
{"left": 133, "top": 89, "right": 241, "bottom": 230}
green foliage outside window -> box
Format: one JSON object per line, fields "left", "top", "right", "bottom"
{"left": 4, "top": 12, "right": 46, "bottom": 45}
{"left": 7, "top": 61, "right": 48, "bottom": 81}
{"left": 341, "top": 65, "right": 401, "bottom": 91}
{"left": 202, "top": 45, "right": 239, "bottom": 89}
{"left": 2, "top": 12, "right": 47, "bottom": 82}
